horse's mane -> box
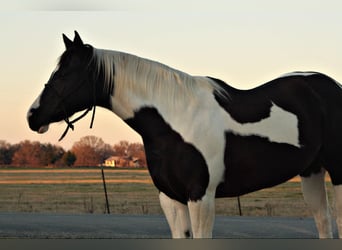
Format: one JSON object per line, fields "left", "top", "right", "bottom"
{"left": 91, "top": 48, "right": 228, "bottom": 107}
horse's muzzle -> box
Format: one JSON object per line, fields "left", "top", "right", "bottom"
{"left": 27, "top": 108, "right": 49, "bottom": 134}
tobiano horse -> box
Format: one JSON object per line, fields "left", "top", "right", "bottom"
{"left": 27, "top": 31, "right": 342, "bottom": 238}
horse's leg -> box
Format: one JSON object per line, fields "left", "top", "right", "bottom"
{"left": 159, "top": 192, "right": 192, "bottom": 238}
{"left": 326, "top": 163, "right": 342, "bottom": 238}
{"left": 300, "top": 169, "right": 333, "bottom": 238}
{"left": 187, "top": 191, "right": 215, "bottom": 238}
{"left": 333, "top": 185, "right": 342, "bottom": 238}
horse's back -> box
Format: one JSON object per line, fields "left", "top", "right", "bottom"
{"left": 212, "top": 72, "right": 342, "bottom": 196}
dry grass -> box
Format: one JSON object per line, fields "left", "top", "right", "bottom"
{"left": 0, "top": 168, "right": 337, "bottom": 217}
{"left": 0, "top": 168, "right": 160, "bottom": 214}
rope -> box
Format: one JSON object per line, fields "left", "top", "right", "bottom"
{"left": 58, "top": 106, "right": 94, "bottom": 141}
{"left": 58, "top": 77, "right": 97, "bottom": 141}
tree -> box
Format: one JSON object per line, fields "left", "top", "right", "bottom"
{"left": 112, "top": 141, "right": 147, "bottom": 167}
{"left": 61, "top": 151, "right": 76, "bottom": 166}
{"left": 113, "top": 140, "right": 130, "bottom": 156}
{"left": 40, "top": 143, "right": 65, "bottom": 165}
{"left": 0, "top": 140, "right": 17, "bottom": 165}
{"left": 2, "top": 137, "right": 146, "bottom": 167}
{"left": 127, "top": 142, "right": 147, "bottom": 166}
{"left": 71, "top": 136, "right": 114, "bottom": 166}
{"left": 11, "top": 140, "right": 65, "bottom": 167}
{"left": 12, "top": 140, "right": 41, "bottom": 166}
{"left": 99, "top": 143, "right": 115, "bottom": 163}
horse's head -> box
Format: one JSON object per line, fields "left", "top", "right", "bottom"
{"left": 27, "top": 31, "right": 108, "bottom": 137}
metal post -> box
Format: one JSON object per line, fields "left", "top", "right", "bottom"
{"left": 237, "top": 196, "right": 242, "bottom": 216}
{"left": 101, "top": 166, "right": 110, "bottom": 214}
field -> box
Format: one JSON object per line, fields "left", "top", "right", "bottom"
{"left": 0, "top": 168, "right": 337, "bottom": 217}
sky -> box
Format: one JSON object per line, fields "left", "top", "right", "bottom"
{"left": 1, "top": 1, "right": 342, "bottom": 150}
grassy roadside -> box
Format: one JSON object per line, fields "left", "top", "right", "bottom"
{"left": 0, "top": 168, "right": 336, "bottom": 217}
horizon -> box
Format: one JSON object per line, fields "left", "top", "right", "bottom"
{"left": 1, "top": 1, "right": 342, "bottom": 150}
{"left": 0, "top": 134, "right": 143, "bottom": 151}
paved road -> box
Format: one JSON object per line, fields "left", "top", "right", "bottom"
{"left": 0, "top": 212, "right": 339, "bottom": 238}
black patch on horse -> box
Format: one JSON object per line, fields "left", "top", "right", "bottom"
{"left": 208, "top": 74, "right": 330, "bottom": 195}
{"left": 208, "top": 76, "right": 273, "bottom": 123}
{"left": 125, "top": 107, "right": 210, "bottom": 204}
{"left": 216, "top": 132, "right": 305, "bottom": 197}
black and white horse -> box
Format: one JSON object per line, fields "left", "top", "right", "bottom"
{"left": 27, "top": 31, "right": 342, "bottom": 238}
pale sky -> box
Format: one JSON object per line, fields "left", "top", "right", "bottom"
{"left": 1, "top": 1, "right": 342, "bottom": 149}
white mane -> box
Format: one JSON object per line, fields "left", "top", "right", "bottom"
{"left": 92, "top": 48, "right": 227, "bottom": 118}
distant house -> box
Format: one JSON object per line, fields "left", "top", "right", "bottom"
{"left": 103, "top": 156, "right": 141, "bottom": 168}
{"left": 103, "top": 156, "right": 121, "bottom": 167}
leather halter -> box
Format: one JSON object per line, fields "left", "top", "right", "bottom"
{"left": 44, "top": 77, "right": 97, "bottom": 141}
{"left": 59, "top": 104, "right": 96, "bottom": 141}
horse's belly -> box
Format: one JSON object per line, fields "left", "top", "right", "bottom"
{"left": 215, "top": 131, "right": 313, "bottom": 198}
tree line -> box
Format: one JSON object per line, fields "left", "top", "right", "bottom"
{"left": 0, "top": 136, "right": 146, "bottom": 167}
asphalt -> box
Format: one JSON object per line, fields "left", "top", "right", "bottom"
{"left": 0, "top": 212, "right": 339, "bottom": 239}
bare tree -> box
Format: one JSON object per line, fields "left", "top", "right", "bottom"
{"left": 71, "top": 136, "right": 114, "bottom": 166}
{"left": 0, "top": 140, "right": 17, "bottom": 165}
{"left": 112, "top": 141, "right": 147, "bottom": 167}
{"left": 12, "top": 140, "right": 42, "bottom": 166}
{"left": 11, "top": 140, "right": 64, "bottom": 167}
{"left": 113, "top": 140, "right": 130, "bottom": 156}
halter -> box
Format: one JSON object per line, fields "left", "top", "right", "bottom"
{"left": 59, "top": 103, "right": 96, "bottom": 141}
{"left": 44, "top": 74, "right": 97, "bottom": 142}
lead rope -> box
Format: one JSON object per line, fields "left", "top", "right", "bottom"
{"left": 57, "top": 80, "right": 110, "bottom": 213}
{"left": 89, "top": 79, "right": 110, "bottom": 213}
{"left": 58, "top": 80, "right": 97, "bottom": 141}
{"left": 58, "top": 106, "right": 94, "bottom": 141}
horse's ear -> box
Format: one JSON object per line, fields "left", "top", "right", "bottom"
{"left": 63, "top": 34, "right": 73, "bottom": 49}
{"left": 73, "top": 31, "right": 84, "bottom": 47}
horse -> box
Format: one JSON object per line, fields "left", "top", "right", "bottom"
{"left": 27, "top": 31, "right": 342, "bottom": 238}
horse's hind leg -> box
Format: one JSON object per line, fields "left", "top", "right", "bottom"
{"left": 159, "top": 192, "right": 192, "bottom": 238}
{"left": 300, "top": 169, "right": 333, "bottom": 238}
{"left": 333, "top": 185, "right": 342, "bottom": 238}
{"left": 322, "top": 158, "right": 342, "bottom": 238}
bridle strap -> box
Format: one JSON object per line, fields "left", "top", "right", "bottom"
{"left": 58, "top": 83, "right": 97, "bottom": 141}
{"left": 58, "top": 106, "right": 94, "bottom": 141}
{"left": 45, "top": 78, "right": 97, "bottom": 142}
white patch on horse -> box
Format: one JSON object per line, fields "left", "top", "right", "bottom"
{"left": 27, "top": 92, "right": 42, "bottom": 119}
{"left": 227, "top": 103, "right": 301, "bottom": 147}
{"left": 28, "top": 64, "right": 59, "bottom": 120}
{"left": 188, "top": 192, "right": 215, "bottom": 238}
{"left": 159, "top": 192, "right": 192, "bottom": 238}
{"left": 96, "top": 49, "right": 227, "bottom": 192}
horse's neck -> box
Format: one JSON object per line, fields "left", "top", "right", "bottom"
{"left": 109, "top": 52, "right": 214, "bottom": 121}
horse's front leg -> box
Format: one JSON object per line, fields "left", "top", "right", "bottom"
{"left": 187, "top": 191, "right": 216, "bottom": 238}
{"left": 159, "top": 192, "right": 192, "bottom": 238}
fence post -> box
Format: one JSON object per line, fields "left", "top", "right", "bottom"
{"left": 101, "top": 165, "right": 110, "bottom": 214}
{"left": 237, "top": 196, "right": 242, "bottom": 216}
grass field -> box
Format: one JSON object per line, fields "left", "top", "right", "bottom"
{"left": 0, "top": 168, "right": 337, "bottom": 217}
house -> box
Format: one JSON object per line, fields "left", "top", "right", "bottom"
{"left": 103, "top": 156, "right": 142, "bottom": 168}
{"left": 103, "top": 156, "right": 121, "bottom": 167}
